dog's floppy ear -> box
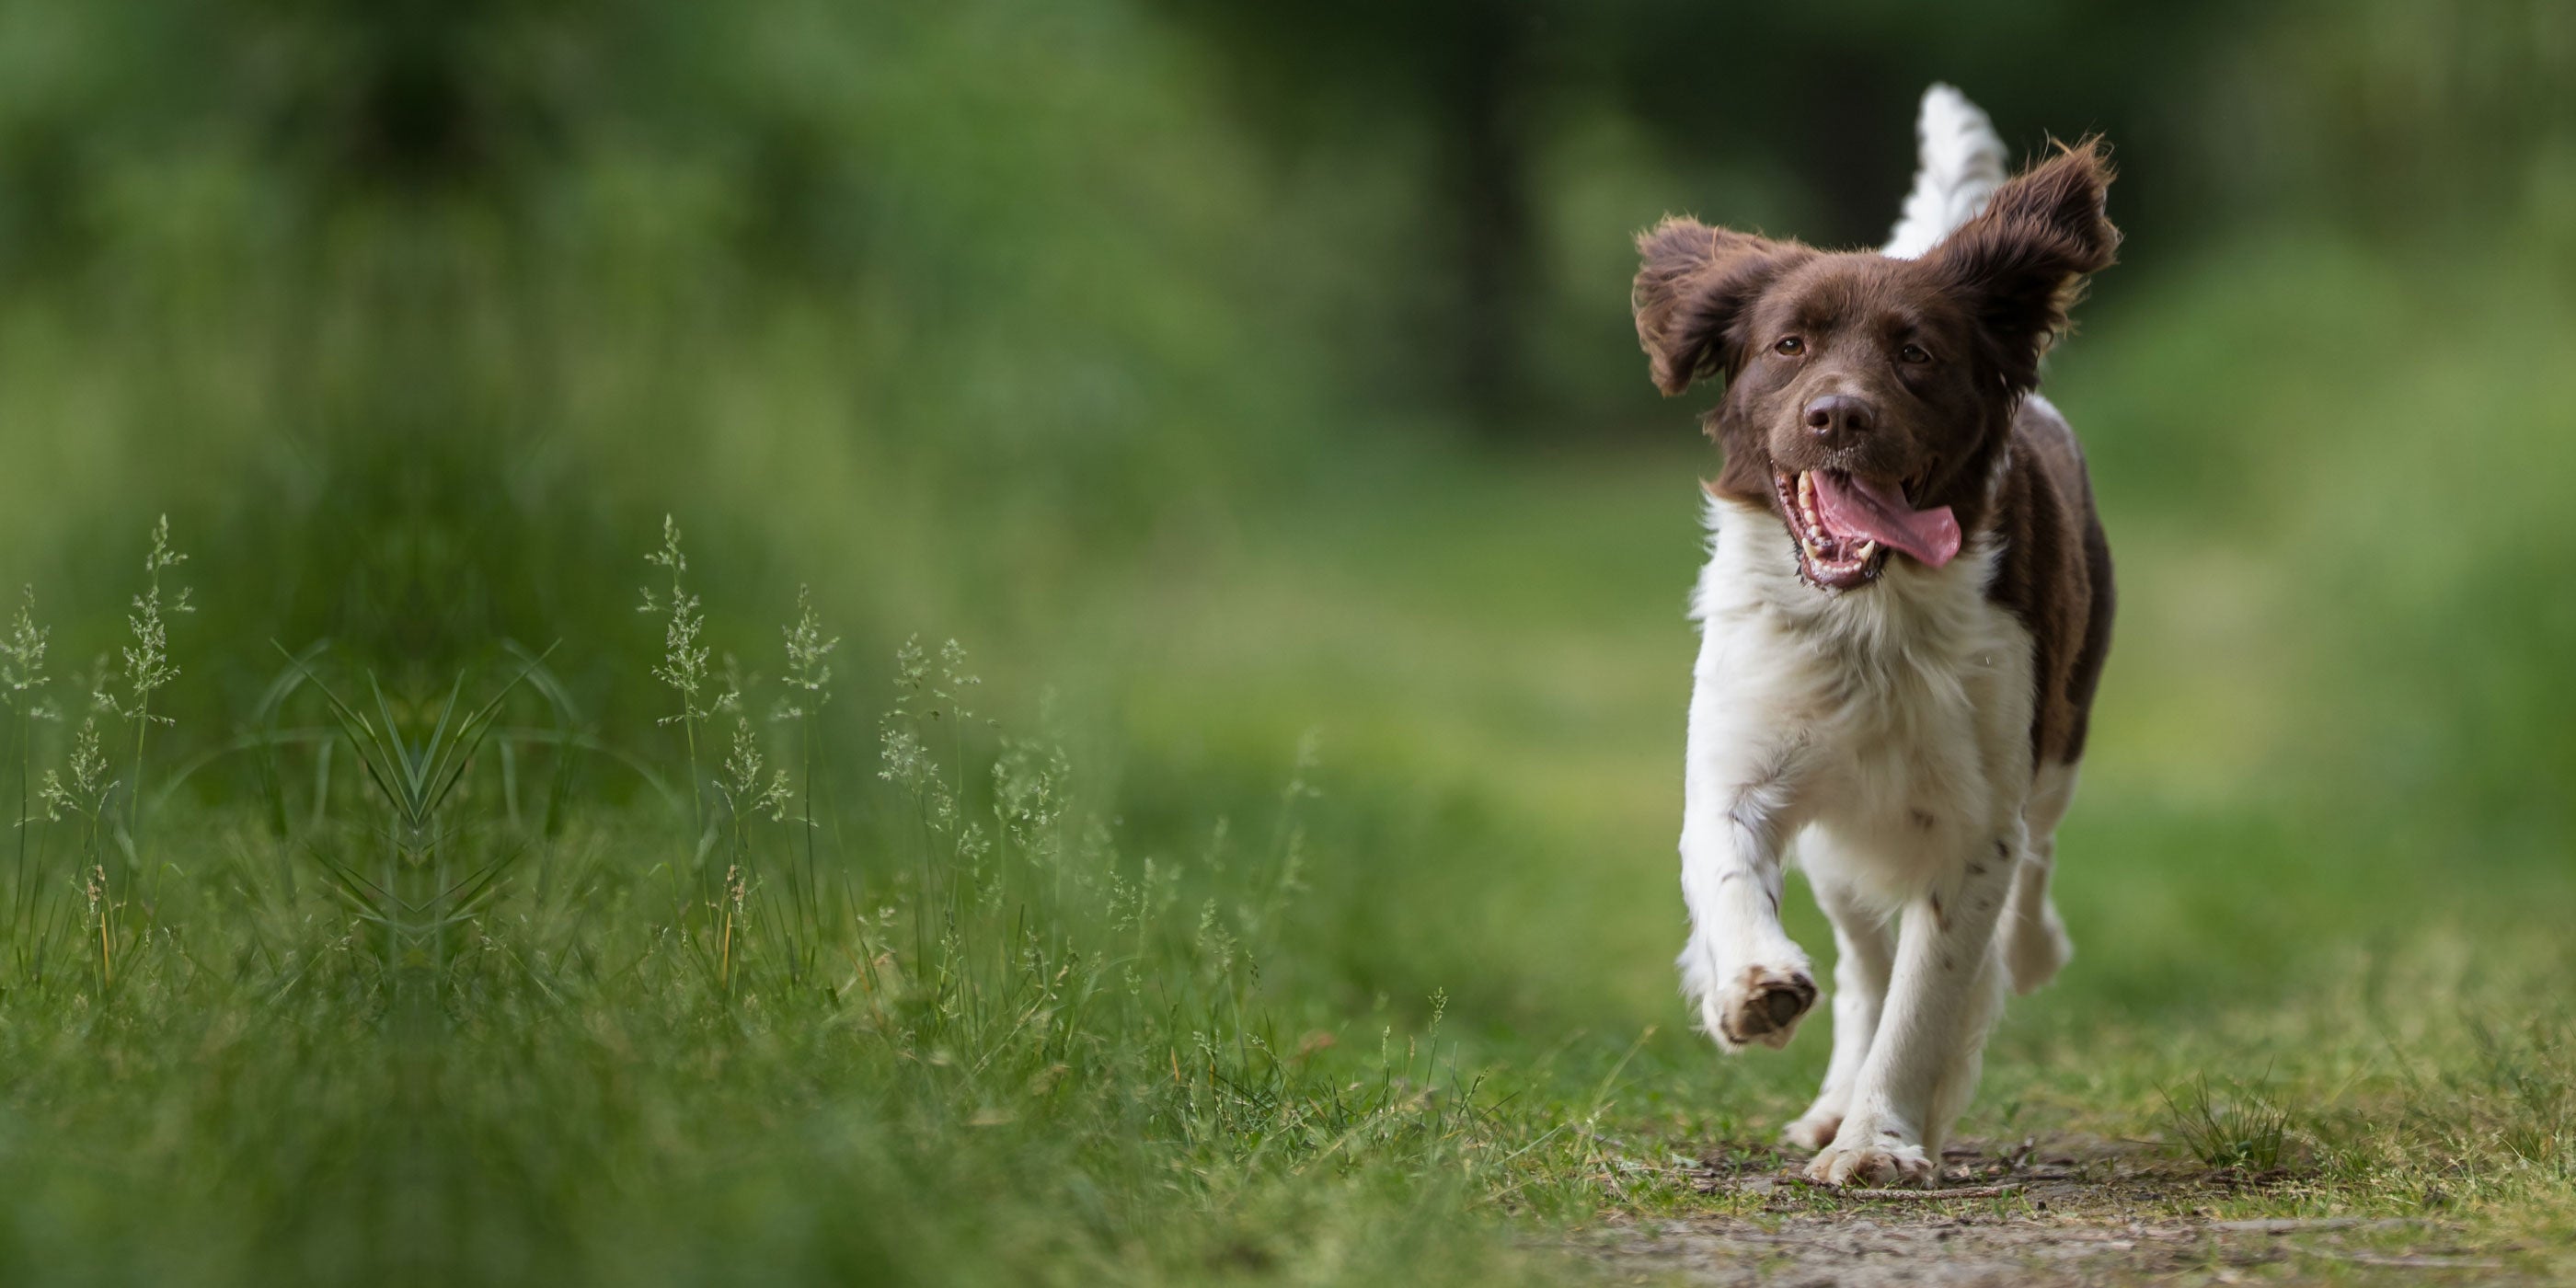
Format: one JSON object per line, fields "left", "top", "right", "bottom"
{"left": 1926, "top": 138, "right": 2120, "bottom": 393}
{"left": 1633, "top": 218, "right": 1810, "bottom": 397}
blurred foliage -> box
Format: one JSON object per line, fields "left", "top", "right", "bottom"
{"left": 0, "top": 0, "right": 2567, "bottom": 573}
{"left": 0, "top": 0, "right": 2565, "bottom": 1021}
{"left": 0, "top": 1, "right": 2570, "bottom": 1281}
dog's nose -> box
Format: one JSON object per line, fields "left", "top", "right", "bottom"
{"left": 1803, "top": 395, "right": 1875, "bottom": 440}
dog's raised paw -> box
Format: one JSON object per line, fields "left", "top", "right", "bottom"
{"left": 1781, "top": 1111, "right": 1841, "bottom": 1152}
{"left": 1714, "top": 965, "right": 1816, "bottom": 1049}
{"left": 1805, "top": 1138, "right": 1935, "bottom": 1188}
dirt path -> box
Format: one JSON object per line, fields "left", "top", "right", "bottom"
{"left": 1581, "top": 1138, "right": 2517, "bottom": 1286}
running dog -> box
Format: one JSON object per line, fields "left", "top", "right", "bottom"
{"left": 1631, "top": 86, "right": 2117, "bottom": 1186}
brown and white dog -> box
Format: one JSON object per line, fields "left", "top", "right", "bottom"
{"left": 1631, "top": 86, "right": 2117, "bottom": 1187}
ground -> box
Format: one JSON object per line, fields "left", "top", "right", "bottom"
{"left": 1588, "top": 1137, "right": 2535, "bottom": 1285}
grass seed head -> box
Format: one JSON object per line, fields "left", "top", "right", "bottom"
{"left": 3, "top": 585, "right": 50, "bottom": 706}
{"left": 40, "top": 719, "right": 111, "bottom": 822}
{"left": 113, "top": 516, "right": 191, "bottom": 725}
{"left": 775, "top": 585, "right": 838, "bottom": 720}
{"left": 642, "top": 517, "right": 714, "bottom": 724}
{"left": 721, "top": 717, "right": 791, "bottom": 822}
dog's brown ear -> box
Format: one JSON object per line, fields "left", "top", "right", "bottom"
{"left": 1927, "top": 138, "right": 2119, "bottom": 392}
{"left": 1633, "top": 218, "right": 1809, "bottom": 397}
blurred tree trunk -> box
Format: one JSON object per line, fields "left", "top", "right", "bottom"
{"left": 1441, "top": 13, "right": 1535, "bottom": 438}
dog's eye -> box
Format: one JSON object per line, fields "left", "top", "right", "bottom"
{"left": 1773, "top": 337, "right": 1804, "bottom": 357}
{"left": 1898, "top": 343, "right": 1932, "bottom": 365}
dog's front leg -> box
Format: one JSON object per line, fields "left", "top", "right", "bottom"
{"left": 1676, "top": 691, "right": 1817, "bottom": 1051}
{"left": 1805, "top": 825, "right": 2021, "bottom": 1185}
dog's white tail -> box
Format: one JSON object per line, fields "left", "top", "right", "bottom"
{"left": 1881, "top": 85, "right": 2007, "bottom": 259}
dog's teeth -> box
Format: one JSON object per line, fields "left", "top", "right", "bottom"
{"left": 1857, "top": 539, "right": 1877, "bottom": 558}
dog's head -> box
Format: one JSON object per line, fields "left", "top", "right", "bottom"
{"left": 1633, "top": 142, "right": 2117, "bottom": 591}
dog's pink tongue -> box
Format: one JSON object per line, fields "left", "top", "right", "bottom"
{"left": 1813, "top": 473, "right": 1961, "bottom": 568}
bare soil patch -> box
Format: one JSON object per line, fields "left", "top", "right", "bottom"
{"left": 1581, "top": 1137, "right": 2517, "bottom": 1286}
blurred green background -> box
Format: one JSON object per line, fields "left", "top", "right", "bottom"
{"left": 0, "top": 0, "right": 2572, "bottom": 1280}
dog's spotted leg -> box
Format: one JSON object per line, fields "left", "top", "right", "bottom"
{"left": 1676, "top": 731, "right": 1817, "bottom": 1052}
{"left": 1806, "top": 823, "right": 2021, "bottom": 1186}
{"left": 1785, "top": 865, "right": 1893, "bottom": 1150}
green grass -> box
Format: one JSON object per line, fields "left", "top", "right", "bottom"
{"left": 2162, "top": 1075, "right": 2296, "bottom": 1174}
{"left": 0, "top": 539, "right": 1616, "bottom": 1286}
{"left": 0, "top": 5, "right": 2570, "bottom": 1280}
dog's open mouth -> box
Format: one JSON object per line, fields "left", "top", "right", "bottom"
{"left": 1771, "top": 469, "right": 1963, "bottom": 592}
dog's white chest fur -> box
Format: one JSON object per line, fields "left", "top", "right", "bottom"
{"left": 1686, "top": 496, "right": 2035, "bottom": 904}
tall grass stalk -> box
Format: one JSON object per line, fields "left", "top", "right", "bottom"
{"left": 3, "top": 587, "right": 52, "bottom": 966}
{"left": 716, "top": 715, "right": 787, "bottom": 992}
{"left": 775, "top": 585, "right": 837, "bottom": 982}
{"left": 38, "top": 719, "right": 111, "bottom": 991}
{"left": 640, "top": 516, "right": 714, "bottom": 847}
{"left": 108, "top": 516, "right": 190, "bottom": 851}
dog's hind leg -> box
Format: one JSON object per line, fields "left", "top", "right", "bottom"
{"left": 2003, "top": 763, "right": 2078, "bottom": 995}
{"left": 1785, "top": 842, "right": 1894, "bottom": 1152}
